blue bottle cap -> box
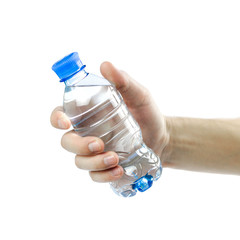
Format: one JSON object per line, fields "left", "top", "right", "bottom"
{"left": 52, "top": 52, "right": 86, "bottom": 82}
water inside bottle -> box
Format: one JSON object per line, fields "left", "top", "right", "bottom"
{"left": 63, "top": 85, "right": 161, "bottom": 196}
{"left": 63, "top": 85, "right": 142, "bottom": 155}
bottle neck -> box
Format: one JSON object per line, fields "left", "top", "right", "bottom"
{"left": 64, "top": 69, "right": 88, "bottom": 86}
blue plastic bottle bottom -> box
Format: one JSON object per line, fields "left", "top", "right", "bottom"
{"left": 132, "top": 174, "right": 154, "bottom": 192}
{"left": 119, "top": 174, "right": 154, "bottom": 197}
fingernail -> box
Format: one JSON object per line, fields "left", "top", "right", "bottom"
{"left": 58, "top": 119, "right": 67, "bottom": 129}
{"left": 88, "top": 141, "right": 101, "bottom": 152}
{"left": 104, "top": 155, "right": 117, "bottom": 166}
{"left": 111, "top": 167, "right": 121, "bottom": 176}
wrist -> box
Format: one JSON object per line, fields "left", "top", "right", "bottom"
{"left": 160, "top": 116, "right": 174, "bottom": 167}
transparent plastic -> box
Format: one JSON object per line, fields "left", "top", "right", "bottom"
{"left": 62, "top": 68, "right": 162, "bottom": 197}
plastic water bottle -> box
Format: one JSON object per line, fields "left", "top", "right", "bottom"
{"left": 52, "top": 52, "right": 162, "bottom": 197}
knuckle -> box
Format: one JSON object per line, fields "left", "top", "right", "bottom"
{"left": 141, "top": 87, "right": 151, "bottom": 105}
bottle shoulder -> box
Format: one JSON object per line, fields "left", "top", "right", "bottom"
{"left": 73, "top": 73, "right": 112, "bottom": 87}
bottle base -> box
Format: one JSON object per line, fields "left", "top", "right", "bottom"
{"left": 110, "top": 144, "right": 162, "bottom": 197}
{"left": 110, "top": 169, "right": 162, "bottom": 197}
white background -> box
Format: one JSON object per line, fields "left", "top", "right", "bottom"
{"left": 0, "top": 0, "right": 240, "bottom": 239}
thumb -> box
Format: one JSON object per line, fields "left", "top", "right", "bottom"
{"left": 100, "top": 61, "right": 150, "bottom": 109}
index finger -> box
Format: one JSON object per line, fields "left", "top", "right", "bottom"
{"left": 50, "top": 106, "right": 71, "bottom": 129}
{"left": 100, "top": 62, "right": 150, "bottom": 109}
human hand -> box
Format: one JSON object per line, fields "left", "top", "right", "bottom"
{"left": 50, "top": 62, "right": 169, "bottom": 183}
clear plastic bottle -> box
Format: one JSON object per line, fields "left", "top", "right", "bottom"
{"left": 52, "top": 52, "right": 162, "bottom": 197}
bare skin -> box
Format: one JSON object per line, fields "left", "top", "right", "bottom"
{"left": 165, "top": 117, "right": 240, "bottom": 175}
{"left": 50, "top": 62, "right": 240, "bottom": 183}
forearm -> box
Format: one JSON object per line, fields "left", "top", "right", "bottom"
{"left": 162, "top": 117, "right": 240, "bottom": 175}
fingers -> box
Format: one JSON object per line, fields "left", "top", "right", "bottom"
{"left": 89, "top": 166, "right": 124, "bottom": 183}
{"left": 51, "top": 106, "right": 123, "bottom": 183}
{"left": 100, "top": 61, "right": 150, "bottom": 108}
{"left": 75, "top": 151, "right": 119, "bottom": 171}
{"left": 61, "top": 131, "right": 104, "bottom": 155}
{"left": 50, "top": 106, "right": 71, "bottom": 129}
{"left": 63, "top": 131, "right": 123, "bottom": 182}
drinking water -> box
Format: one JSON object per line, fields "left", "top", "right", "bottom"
{"left": 52, "top": 52, "right": 162, "bottom": 197}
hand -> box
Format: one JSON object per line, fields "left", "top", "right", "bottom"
{"left": 50, "top": 62, "right": 170, "bottom": 183}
